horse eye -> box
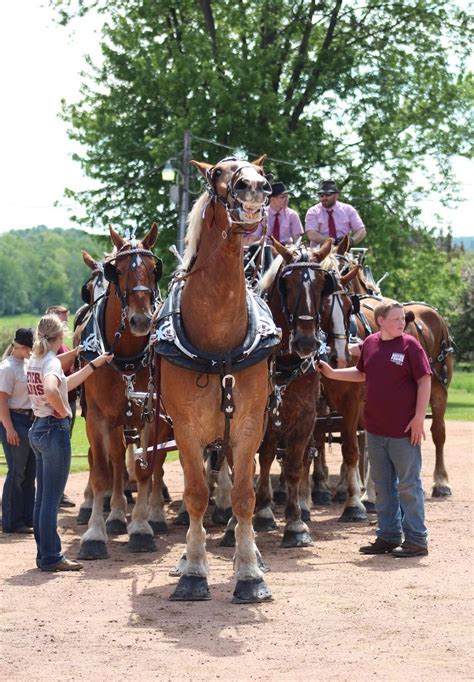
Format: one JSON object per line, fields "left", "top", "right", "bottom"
{"left": 214, "top": 168, "right": 222, "bottom": 178}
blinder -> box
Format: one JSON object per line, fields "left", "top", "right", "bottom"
{"left": 81, "top": 283, "right": 92, "bottom": 304}
{"left": 350, "top": 294, "right": 360, "bottom": 315}
{"left": 104, "top": 260, "right": 119, "bottom": 285}
{"left": 322, "top": 270, "right": 338, "bottom": 297}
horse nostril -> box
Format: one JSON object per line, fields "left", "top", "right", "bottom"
{"left": 234, "top": 179, "right": 248, "bottom": 192}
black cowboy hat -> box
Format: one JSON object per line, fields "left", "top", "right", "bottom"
{"left": 14, "top": 328, "right": 34, "bottom": 348}
{"left": 270, "top": 181, "right": 293, "bottom": 197}
{"left": 318, "top": 179, "right": 339, "bottom": 194}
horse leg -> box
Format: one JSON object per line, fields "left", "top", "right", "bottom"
{"left": 334, "top": 461, "right": 348, "bottom": 502}
{"left": 338, "top": 419, "right": 368, "bottom": 523}
{"left": 78, "top": 423, "right": 111, "bottom": 560}
{"left": 104, "top": 429, "right": 128, "bottom": 535}
{"left": 148, "top": 452, "right": 169, "bottom": 533}
{"left": 232, "top": 429, "right": 272, "bottom": 604}
{"left": 254, "top": 429, "right": 278, "bottom": 532}
{"left": 272, "top": 463, "right": 288, "bottom": 506}
{"left": 77, "top": 447, "right": 93, "bottom": 525}
{"left": 299, "top": 454, "right": 312, "bottom": 523}
{"left": 361, "top": 459, "right": 377, "bottom": 513}
{"left": 212, "top": 461, "right": 233, "bottom": 525}
{"left": 281, "top": 436, "right": 313, "bottom": 548}
{"left": 170, "top": 443, "right": 210, "bottom": 602}
{"left": 311, "top": 434, "right": 332, "bottom": 505}
{"left": 430, "top": 385, "right": 452, "bottom": 497}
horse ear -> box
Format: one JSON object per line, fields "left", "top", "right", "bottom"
{"left": 142, "top": 222, "right": 158, "bottom": 250}
{"left": 271, "top": 236, "right": 293, "bottom": 263}
{"left": 109, "top": 224, "right": 124, "bottom": 250}
{"left": 404, "top": 310, "right": 416, "bottom": 327}
{"left": 82, "top": 249, "right": 98, "bottom": 272}
{"left": 315, "top": 238, "right": 333, "bottom": 262}
{"left": 336, "top": 235, "right": 350, "bottom": 254}
{"left": 191, "top": 160, "right": 213, "bottom": 178}
{"left": 251, "top": 154, "right": 267, "bottom": 168}
{"left": 340, "top": 265, "right": 360, "bottom": 287}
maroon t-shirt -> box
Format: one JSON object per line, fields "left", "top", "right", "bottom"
{"left": 357, "top": 332, "right": 431, "bottom": 438}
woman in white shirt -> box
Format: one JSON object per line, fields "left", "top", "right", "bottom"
{"left": 27, "top": 314, "right": 112, "bottom": 572}
{"left": 0, "top": 328, "right": 35, "bottom": 534}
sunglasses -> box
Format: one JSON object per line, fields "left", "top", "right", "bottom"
{"left": 319, "top": 192, "right": 336, "bottom": 197}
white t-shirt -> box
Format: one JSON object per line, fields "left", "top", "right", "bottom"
{"left": 26, "top": 351, "right": 72, "bottom": 418}
{"left": 0, "top": 356, "right": 32, "bottom": 410}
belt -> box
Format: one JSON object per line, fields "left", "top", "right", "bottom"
{"left": 10, "top": 408, "right": 34, "bottom": 418}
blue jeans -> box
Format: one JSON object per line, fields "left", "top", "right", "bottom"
{"left": 367, "top": 432, "right": 428, "bottom": 547}
{"left": 28, "top": 416, "right": 72, "bottom": 568}
{"left": 1, "top": 412, "right": 36, "bottom": 531}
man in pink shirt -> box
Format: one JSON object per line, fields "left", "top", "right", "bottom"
{"left": 305, "top": 180, "right": 366, "bottom": 246}
{"left": 246, "top": 181, "right": 303, "bottom": 245}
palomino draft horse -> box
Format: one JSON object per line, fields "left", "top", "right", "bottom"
{"left": 78, "top": 224, "right": 165, "bottom": 560}
{"left": 336, "top": 240, "right": 454, "bottom": 497}
{"left": 254, "top": 239, "right": 343, "bottom": 546}
{"left": 156, "top": 156, "right": 280, "bottom": 603}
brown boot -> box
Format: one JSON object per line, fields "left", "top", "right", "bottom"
{"left": 391, "top": 542, "right": 428, "bottom": 558}
{"left": 359, "top": 538, "right": 401, "bottom": 554}
{"left": 41, "top": 558, "right": 83, "bottom": 572}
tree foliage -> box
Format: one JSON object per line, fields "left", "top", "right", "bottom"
{"left": 50, "top": 0, "right": 473, "bottom": 313}
{"left": 0, "top": 227, "right": 106, "bottom": 316}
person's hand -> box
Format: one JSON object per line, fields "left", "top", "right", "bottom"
{"left": 6, "top": 427, "right": 20, "bottom": 446}
{"left": 95, "top": 352, "right": 114, "bottom": 368}
{"left": 75, "top": 344, "right": 84, "bottom": 357}
{"left": 317, "top": 360, "right": 332, "bottom": 377}
{"left": 405, "top": 415, "right": 426, "bottom": 446}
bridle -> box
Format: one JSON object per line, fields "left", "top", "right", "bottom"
{"left": 103, "top": 243, "right": 163, "bottom": 308}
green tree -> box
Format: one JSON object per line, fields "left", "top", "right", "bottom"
{"left": 51, "top": 0, "right": 472, "bottom": 290}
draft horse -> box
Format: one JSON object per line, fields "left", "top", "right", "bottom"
{"left": 336, "top": 240, "right": 454, "bottom": 497}
{"left": 78, "top": 224, "right": 164, "bottom": 560}
{"left": 156, "top": 156, "right": 280, "bottom": 603}
{"left": 254, "top": 239, "right": 343, "bottom": 546}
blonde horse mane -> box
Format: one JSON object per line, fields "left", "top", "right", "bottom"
{"left": 182, "top": 193, "right": 209, "bottom": 269}
{"left": 260, "top": 254, "right": 284, "bottom": 291}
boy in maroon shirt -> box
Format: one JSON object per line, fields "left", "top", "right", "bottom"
{"left": 318, "top": 301, "right": 432, "bottom": 558}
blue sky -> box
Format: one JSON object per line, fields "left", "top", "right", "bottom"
{"left": 0, "top": 1, "right": 472, "bottom": 238}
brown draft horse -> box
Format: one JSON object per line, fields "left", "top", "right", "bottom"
{"left": 335, "top": 239, "right": 454, "bottom": 497}
{"left": 157, "top": 156, "right": 276, "bottom": 603}
{"left": 78, "top": 224, "right": 165, "bottom": 560}
{"left": 254, "top": 239, "right": 352, "bottom": 546}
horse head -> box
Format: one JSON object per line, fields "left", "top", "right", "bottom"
{"left": 192, "top": 155, "right": 272, "bottom": 229}
{"left": 104, "top": 223, "right": 161, "bottom": 336}
{"left": 271, "top": 238, "right": 338, "bottom": 358}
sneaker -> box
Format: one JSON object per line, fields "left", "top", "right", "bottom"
{"left": 359, "top": 537, "right": 401, "bottom": 554}
{"left": 391, "top": 542, "right": 428, "bottom": 558}
{"left": 41, "top": 558, "right": 83, "bottom": 572}
{"left": 59, "top": 494, "right": 76, "bottom": 508}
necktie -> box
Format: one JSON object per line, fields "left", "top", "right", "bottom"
{"left": 273, "top": 211, "right": 281, "bottom": 242}
{"left": 327, "top": 209, "right": 337, "bottom": 239}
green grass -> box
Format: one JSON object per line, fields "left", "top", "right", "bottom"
{"left": 445, "top": 371, "right": 474, "bottom": 421}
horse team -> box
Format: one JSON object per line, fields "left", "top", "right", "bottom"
{"left": 73, "top": 156, "right": 453, "bottom": 603}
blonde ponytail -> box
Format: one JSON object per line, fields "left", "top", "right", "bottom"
{"left": 1, "top": 343, "right": 14, "bottom": 361}
{"left": 32, "top": 314, "right": 64, "bottom": 358}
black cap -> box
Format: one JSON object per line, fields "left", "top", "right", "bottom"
{"left": 270, "top": 181, "right": 293, "bottom": 197}
{"left": 318, "top": 180, "right": 339, "bottom": 194}
{"left": 14, "top": 328, "right": 34, "bottom": 348}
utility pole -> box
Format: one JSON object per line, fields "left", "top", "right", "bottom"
{"left": 178, "top": 130, "right": 192, "bottom": 255}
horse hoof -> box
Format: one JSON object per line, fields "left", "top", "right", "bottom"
{"left": 77, "top": 540, "right": 109, "bottom": 560}
{"left": 362, "top": 501, "right": 377, "bottom": 514}
{"left": 124, "top": 489, "right": 135, "bottom": 505}
{"left": 301, "top": 509, "right": 311, "bottom": 523}
{"left": 212, "top": 506, "right": 232, "bottom": 525}
{"left": 338, "top": 506, "right": 368, "bottom": 523}
{"left": 162, "top": 484, "right": 172, "bottom": 504}
{"left": 149, "top": 520, "right": 168, "bottom": 535}
{"left": 103, "top": 497, "right": 111, "bottom": 512}
{"left": 170, "top": 575, "right": 211, "bottom": 601}
{"left": 106, "top": 519, "right": 128, "bottom": 535}
{"left": 312, "top": 490, "right": 332, "bottom": 506}
{"left": 333, "top": 490, "right": 347, "bottom": 503}
{"left": 253, "top": 516, "right": 277, "bottom": 532}
{"left": 76, "top": 507, "right": 92, "bottom": 525}
{"left": 174, "top": 511, "right": 190, "bottom": 527}
{"left": 432, "top": 485, "right": 452, "bottom": 498}
{"left": 281, "top": 529, "right": 313, "bottom": 548}
{"left": 219, "top": 529, "right": 235, "bottom": 547}
{"left": 128, "top": 533, "right": 156, "bottom": 553}
{"left": 272, "top": 489, "right": 288, "bottom": 505}
{"left": 232, "top": 578, "right": 273, "bottom": 604}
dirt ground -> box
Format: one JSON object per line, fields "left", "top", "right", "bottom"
{"left": 1, "top": 420, "right": 473, "bottom": 681}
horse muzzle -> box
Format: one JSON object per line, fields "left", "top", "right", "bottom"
{"left": 290, "top": 331, "right": 319, "bottom": 358}
{"left": 128, "top": 312, "right": 153, "bottom": 336}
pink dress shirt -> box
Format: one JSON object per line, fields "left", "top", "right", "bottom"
{"left": 305, "top": 201, "right": 365, "bottom": 242}
{"left": 248, "top": 206, "right": 303, "bottom": 245}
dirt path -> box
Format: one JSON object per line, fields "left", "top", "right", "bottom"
{"left": 1, "top": 421, "right": 473, "bottom": 681}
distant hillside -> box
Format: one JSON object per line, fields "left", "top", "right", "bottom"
{"left": 453, "top": 236, "right": 474, "bottom": 251}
